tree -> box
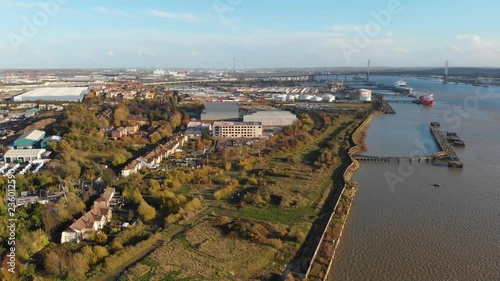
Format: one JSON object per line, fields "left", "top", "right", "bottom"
{"left": 201, "top": 130, "right": 211, "bottom": 140}
{"left": 111, "top": 153, "right": 127, "bottom": 166}
{"left": 138, "top": 200, "right": 156, "bottom": 222}
{"left": 95, "top": 231, "right": 108, "bottom": 244}
{"left": 113, "top": 105, "right": 130, "bottom": 127}
{"left": 46, "top": 141, "right": 58, "bottom": 151}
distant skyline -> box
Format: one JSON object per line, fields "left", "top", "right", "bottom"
{"left": 2, "top": 0, "right": 500, "bottom": 69}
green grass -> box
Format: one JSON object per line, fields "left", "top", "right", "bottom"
{"left": 239, "top": 206, "right": 315, "bottom": 224}
{"left": 173, "top": 233, "right": 193, "bottom": 250}
{"left": 141, "top": 257, "right": 160, "bottom": 268}
{"left": 160, "top": 271, "right": 192, "bottom": 281}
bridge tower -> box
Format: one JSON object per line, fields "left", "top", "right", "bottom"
{"left": 444, "top": 60, "right": 449, "bottom": 84}
{"left": 366, "top": 59, "right": 371, "bottom": 81}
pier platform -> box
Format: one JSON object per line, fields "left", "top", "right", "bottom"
{"left": 352, "top": 122, "right": 464, "bottom": 168}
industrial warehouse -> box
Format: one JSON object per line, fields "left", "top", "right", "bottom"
{"left": 14, "top": 130, "right": 46, "bottom": 149}
{"left": 13, "top": 87, "right": 90, "bottom": 102}
{"left": 243, "top": 111, "right": 298, "bottom": 126}
{"left": 200, "top": 102, "right": 239, "bottom": 121}
{"left": 3, "top": 149, "right": 47, "bottom": 163}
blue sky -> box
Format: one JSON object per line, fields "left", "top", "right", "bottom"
{"left": 1, "top": 0, "right": 500, "bottom": 69}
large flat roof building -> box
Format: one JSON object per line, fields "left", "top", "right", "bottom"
{"left": 13, "top": 87, "right": 90, "bottom": 102}
{"left": 14, "top": 130, "right": 46, "bottom": 149}
{"left": 200, "top": 102, "right": 239, "bottom": 121}
{"left": 212, "top": 121, "right": 263, "bottom": 138}
{"left": 4, "top": 149, "right": 46, "bottom": 163}
{"left": 243, "top": 111, "right": 298, "bottom": 126}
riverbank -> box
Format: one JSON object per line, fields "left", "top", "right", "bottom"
{"left": 307, "top": 112, "right": 378, "bottom": 280}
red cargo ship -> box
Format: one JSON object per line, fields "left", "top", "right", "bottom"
{"left": 419, "top": 92, "right": 434, "bottom": 106}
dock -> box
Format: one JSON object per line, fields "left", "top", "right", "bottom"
{"left": 377, "top": 100, "right": 396, "bottom": 114}
{"left": 352, "top": 122, "right": 464, "bottom": 168}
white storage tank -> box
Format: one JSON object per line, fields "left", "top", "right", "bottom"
{"left": 359, "top": 89, "right": 372, "bottom": 102}
{"left": 299, "top": 94, "right": 314, "bottom": 101}
{"left": 311, "top": 96, "right": 323, "bottom": 102}
{"left": 322, "top": 94, "right": 336, "bottom": 102}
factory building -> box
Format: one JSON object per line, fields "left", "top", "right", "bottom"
{"left": 13, "top": 87, "right": 90, "bottom": 102}
{"left": 13, "top": 130, "right": 46, "bottom": 149}
{"left": 4, "top": 149, "right": 47, "bottom": 163}
{"left": 185, "top": 122, "right": 212, "bottom": 138}
{"left": 200, "top": 102, "right": 239, "bottom": 121}
{"left": 212, "top": 122, "right": 263, "bottom": 138}
{"left": 243, "top": 111, "right": 298, "bottom": 126}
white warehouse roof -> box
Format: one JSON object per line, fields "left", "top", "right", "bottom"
{"left": 243, "top": 111, "right": 298, "bottom": 126}
{"left": 16, "top": 130, "right": 45, "bottom": 141}
{"left": 4, "top": 149, "right": 46, "bottom": 157}
{"left": 14, "top": 87, "right": 90, "bottom": 102}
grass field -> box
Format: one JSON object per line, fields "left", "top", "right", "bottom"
{"left": 238, "top": 206, "right": 315, "bottom": 224}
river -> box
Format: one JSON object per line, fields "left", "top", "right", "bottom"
{"left": 328, "top": 76, "right": 500, "bottom": 281}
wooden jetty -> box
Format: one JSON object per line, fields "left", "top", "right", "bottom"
{"left": 352, "top": 122, "right": 464, "bottom": 168}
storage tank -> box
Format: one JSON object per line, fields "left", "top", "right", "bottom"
{"left": 298, "top": 94, "right": 314, "bottom": 101}
{"left": 359, "top": 89, "right": 372, "bottom": 102}
{"left": 322, "top": 94, "right": 336, "bottom": 102}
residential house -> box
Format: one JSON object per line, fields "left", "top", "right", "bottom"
{"left": 121, "top": 159, "right": 143, "bottom": 177}
{"left": 111, "top": 127, "right": 126, "bottom": 139}
{"left": 61, "top": 188, "right": 115, "bottom": 243}
{"left": 100, "top": 126, "right": 115, "bottom": 137}
{"left": 126, "top": 125, "right": 139, "bottom": 135}
{"left": 120, "top": 134, "right": 188, "bottom": 177}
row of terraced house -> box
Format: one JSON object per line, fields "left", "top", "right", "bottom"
{"left": 121, "top": 134, "right": 188, "bottom": 177}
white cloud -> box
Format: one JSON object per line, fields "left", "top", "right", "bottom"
{"left": 149, "top": 10, "right": 202, "bottom": 23}
{"left": 190, "top": 51, "right": 200, "bottom": 57}
{"left": 448, "top": 45, "right": 464, "bottom": 53}
{"left": 107, "top": 50, "right": 114, "bottom": 57}
{"left": 95, "top": 7, "right": 136, "bottom": 17}
{"left": 456, "top": 34, "right": 491, "bottom": 47}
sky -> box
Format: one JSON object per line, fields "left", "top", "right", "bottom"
{"left": 1, "top": 0, "right": 500, "bottom": 69}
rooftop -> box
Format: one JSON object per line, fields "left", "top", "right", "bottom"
{"left": 213, "top": 121, "right": 262, "bottom": 127}
{"left": 16, "top": 130, "right": 45, "bottom": 142}
{"left": 4, "top": 149, "right": 46, "bottom": 157}
{"left": 244, "top": 111, "right": 297, "bottom": 117}
{"left": 203, "top": 102, "right": 239, "bottom": 112}
{"left": 15, "top": 87, "right": 89, "bottom": 101}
